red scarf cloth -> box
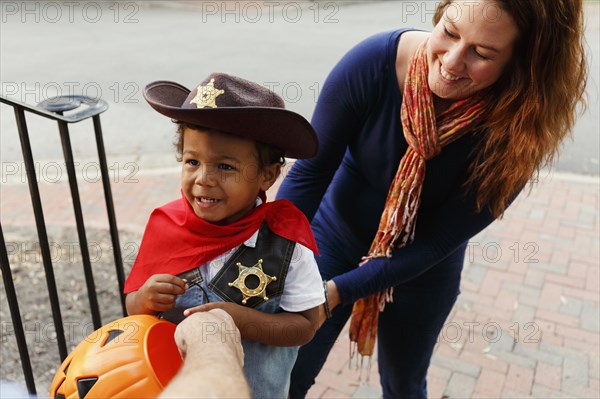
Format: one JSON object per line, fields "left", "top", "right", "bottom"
{"left": 124, "top": 193, "right": 319, "bottom": 293}
{"left": 349, "top": 39, "right": 489, "bottom": 357}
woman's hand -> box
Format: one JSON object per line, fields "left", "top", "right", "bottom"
{"left": 126, "top": 274, "right": 187, "bottom": 315}
{"left": 318, "top": 280, "right": 341, "bottom": 326}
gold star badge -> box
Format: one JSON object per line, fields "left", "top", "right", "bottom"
{"left": 190, "top": 78, "right": 224, "bottom": 108}
{"left": 228, "top": 259, "right": 277, "bottom": 305}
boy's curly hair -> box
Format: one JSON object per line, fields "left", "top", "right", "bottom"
{"left": 175, "top": 122, "right": 286, "bottom": 170}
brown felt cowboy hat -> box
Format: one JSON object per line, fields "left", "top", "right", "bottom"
{"left": 143, "top": 72, "right": 318, "bottom": 159}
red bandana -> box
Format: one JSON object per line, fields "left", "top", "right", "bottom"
{"left": 124, "top": 193, "right": 319, "bottom": 293}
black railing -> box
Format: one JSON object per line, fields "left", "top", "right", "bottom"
{"left": 0, "top": 94, "right": 126, "bottom": 395}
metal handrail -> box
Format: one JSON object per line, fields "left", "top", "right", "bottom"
{"left": 0, "top": 94, "right": 126, "bottom": 395}
{"left": 0, "top": 95, "right": 108, "bottom": 123}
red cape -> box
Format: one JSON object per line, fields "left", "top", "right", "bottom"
{"left": 124, "top": 194, "right": 318, "bottom": 293}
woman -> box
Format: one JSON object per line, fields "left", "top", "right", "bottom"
{"left": 276, "top": 0, "right": 588, "bottom": 397}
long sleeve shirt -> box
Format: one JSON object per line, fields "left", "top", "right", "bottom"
{"left": 277, "top": 29, "right": 502, "bottom": 305}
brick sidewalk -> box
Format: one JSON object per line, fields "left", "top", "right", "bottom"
{"left": 306, "top": 174, "right": 600, "bottom": 399}
{"left": 1, "top": 168, "right": 598, "bottom": 398}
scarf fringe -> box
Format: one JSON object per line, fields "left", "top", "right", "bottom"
{"left": 349, "top": 341, "right": 373, "bottom": 384}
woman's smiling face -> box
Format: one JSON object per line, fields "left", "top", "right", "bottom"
{"left": 427, "top": 0, "right": 519, "bottom": 101}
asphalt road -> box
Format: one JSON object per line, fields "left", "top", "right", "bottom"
{"left": 1, "top": 1, "right": 598, "bottom": 177}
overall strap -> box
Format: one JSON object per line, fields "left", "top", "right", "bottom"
{"left": 209, "top": 223, "right": 295, "bottom": 308}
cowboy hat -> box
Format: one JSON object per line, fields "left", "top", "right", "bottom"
{"left": 143, "top": 72, "right": 318, "bottom": 159}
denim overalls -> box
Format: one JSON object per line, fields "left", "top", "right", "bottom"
{"left": 162, "top": 224, "right": 298, "bottom": 399}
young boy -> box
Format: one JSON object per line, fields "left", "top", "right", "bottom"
{"left": 124, "top": 73, "right": 324, "bottom": 398}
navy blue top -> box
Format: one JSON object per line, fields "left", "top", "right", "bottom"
{"left": 277, "top": 29, "right": 499, "bottom": 305}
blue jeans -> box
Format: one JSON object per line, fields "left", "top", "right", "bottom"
{"left": 163, "top": 274, "right": 299, "bottom": 399}
{"left": 289, "top": 219, "right": 464, "bottom": 399}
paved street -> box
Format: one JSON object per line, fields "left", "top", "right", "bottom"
{"left": 1, "top": 1, "right": 599, "bottom": 398}
{"left": 1, "top": 1, "right": 598, "bottom": 174}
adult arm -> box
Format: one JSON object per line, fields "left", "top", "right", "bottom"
{"left": 277, "top": 32, "right": 397, "bottom": 220}
{"left": 331, "top": 185, "right": 522, "bottom": 305}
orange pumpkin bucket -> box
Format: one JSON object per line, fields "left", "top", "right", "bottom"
{"left": 49, "top": 315, "right": 182, "bottom": 398}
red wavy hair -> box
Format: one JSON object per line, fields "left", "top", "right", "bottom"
{"left": 434, "top": 0, "right": 588, "bottom": 217}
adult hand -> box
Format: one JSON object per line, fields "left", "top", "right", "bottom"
{"left": 319, "top": 280, "right": 341, "bottom": 326}
{"left": 159, "top": 310, "right": 250, "bottom": 398}
{"left": 175, "top": 309, "right": 244, "bottom": 366}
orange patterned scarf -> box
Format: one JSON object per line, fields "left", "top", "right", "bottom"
{"left": 349, "top": 39, "right": 489, "bottom": 358}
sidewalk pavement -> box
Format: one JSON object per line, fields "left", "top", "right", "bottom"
{"left": 1, "top": 163, "right": 598, "bottom": 399}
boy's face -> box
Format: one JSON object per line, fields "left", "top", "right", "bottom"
{"left": 181, "top": 128, "right": 280, "bottom": 225}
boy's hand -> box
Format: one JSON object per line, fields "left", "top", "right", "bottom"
{"left": 132, "top": 274, "right": 187, "bottom": 314}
